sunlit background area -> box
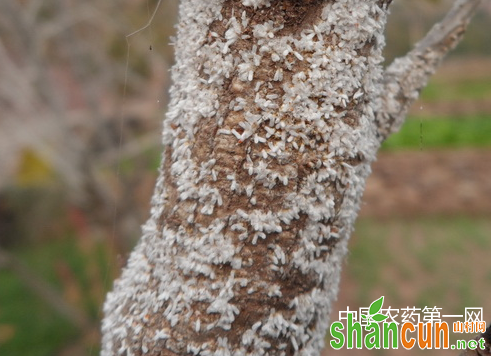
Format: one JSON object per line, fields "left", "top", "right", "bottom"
{"left": 0, "top": 1, "right": 489, "bottom": 355}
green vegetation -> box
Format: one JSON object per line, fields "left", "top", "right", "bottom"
{"left": 421, "top": 79, "right": 491, "bottom": 101}
{"left": 327, "top": 217, "right": 491, "bottom": 354}
{"left": 0, "top": 271, "right": 76, "bottom": 356}
{"left": 382, "top": 114, "right": 491, "bottom": 150}
{"left": 381, "top": 65, "right": 491, "bottom": 151}
{"left": 0, "top": 238, "right": 114, "bottom": 356}
{"left": 348, "top": 216, "right": 491, "bottom": 317}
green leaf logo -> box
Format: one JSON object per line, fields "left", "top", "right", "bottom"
{"left": 364, "top": 296, "right": 388, "bottom": 323}
{"left": 372, "top": 313, "right": 388, "bottom": 322}
{"left": 369, "top": 296, "right": 384, "bottom": 315}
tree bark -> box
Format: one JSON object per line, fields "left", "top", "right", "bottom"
{"left": 101, "top": 0, "right": 482, "bottom": 355}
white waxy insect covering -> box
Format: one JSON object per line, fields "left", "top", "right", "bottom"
{"left": 100, "top": 0, "right": 406, "bottom": 355}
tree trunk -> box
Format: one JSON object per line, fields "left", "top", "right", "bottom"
{"left": 101, "top": 0, "right": 482, "bottom": 355}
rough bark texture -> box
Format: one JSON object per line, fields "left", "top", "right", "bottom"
{"left": 101, "top": 0, "right": 481, "bottom": 355}
{"left": 376, "top": 0, "right": 483, "bottom": 140}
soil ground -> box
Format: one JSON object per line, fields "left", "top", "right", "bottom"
{"left": 361, "top": 149, "right": 491, "bottom": 217}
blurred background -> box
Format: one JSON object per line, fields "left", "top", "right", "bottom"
{"left": 0, "top": 0, "right": 489, "bottom": 355}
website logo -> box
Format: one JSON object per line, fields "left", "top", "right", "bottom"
{"left": 330, "top": 296, "right": 488, "bottom": 351}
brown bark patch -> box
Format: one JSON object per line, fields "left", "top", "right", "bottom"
{"left": 158, "top": 146, "right": 178, "bottom": 232}
{"left": 211, "top": 0, "right": 329, "bottom": 39}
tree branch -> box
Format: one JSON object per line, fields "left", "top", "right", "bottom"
{"left": 375, "top": 0, "right": 483, "bottom": 141}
